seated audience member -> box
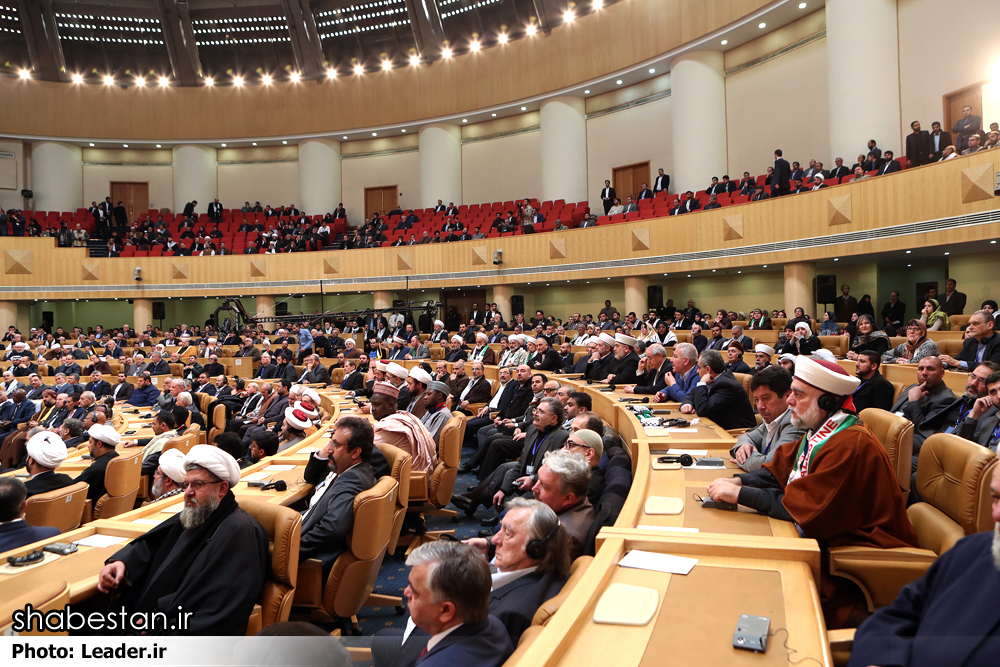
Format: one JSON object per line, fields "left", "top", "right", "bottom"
{"left": 240, "top": 430, "right": 279, "bottom": 469}
{"left": 919, "top": 298, "right": 950, "bottom": 331}
{"left": 124, "top": 410, "right": 178, "bottom": 474}
{"left": 848, "top": 463, "right": 1000, "bottom": 666}
{"left": 851, "top": 350, "right": 897, "bottom": 413}
{"left": 565, "top": 424, "right": 606, "bottom": 504}
{"left": 679, "top": 350, "right": 756, "bottom": 429}
{"left": 300, "top": 416, "right": 377, "bottom": 577}
{"left": 819, "top": 311, "right": 840, "bottom": 335}
{"left": 725, "top": 342, "right": 751, "bottom": 374}
{"left": 882, "top": 319, "right": 939, "bottom": 365}
{"left": 277, "top": 407, "right": 311, "bottom": 452}
{"left": 623, "top": 343, "right": 670, "bottom": 395}
{"left": 370, "top": 382, "right": 438, "bottom": 473}
{"left": 730, "top": 366, "right": 804, "bottom": 472}
{"left": 397, "top": 542, "right": 513, "bottom": 667}
{"left": 97, "top": 446, "right": 268, "bottom": 634}
{"left": 689, "top": 323, "right": 708, "bottom": 352}
{"left": 73, "top": 423, "right": 121, "bottom": 502}
{"left": 845, "top": 314, "right": 890, "bottom": 359}
{"left": 957, "top": 370, "right": 1000, "bottom": 450}
{"left": 889, "top": 356, "right": 968, "bottom": 471}
{"left": 707, "top": 357, "right": 918, "bottom": 627}
{"left": 752, "top": 344, "right": 775, "bottom": 374}
{"left": 0, "top": 477, "right": 60, "bottom": 552}
{"left": 530, "top": 449, "right": 594, "bottom": 559}
{"left": 939, "top": 310, "right": 1000, "bottom": 371}
{"left": 143, "top": 448, "right": 186, "bottom": 504}
{"left": 654, "top": 343, "right": 700, "bottom": 403}
{"left": 128, "top": 372, "right": 161, "bottom": 407}
{"left": 584, "top": 333, "right": 617, "bottom": 381}
{"left": 602, "top": 333, "right": 640, "bottom": 385}
{"left": 782, "top": 321, "right": 822, "bottom": 356}
{"left": 22, "top": 431, "right": 73, "bottom": 497}
{"left": 421, "top": 381, "right": 453, "bottom": 445}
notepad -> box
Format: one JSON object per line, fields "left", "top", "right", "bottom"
{"left": 644, "top": 497, "right": 684, "bottom": 515}
{"left": 666, "top": 448, "right": 708, "bottom": 456}
{"left": 593, "top": 583, "right": 658, "bottom": 626}
{"left": 636, "top": 525, "right": 700, "bottom": 533}
{"left": 132, "top": 517, "right": 167, "bottom": 526}
{"left": 243, "top": 471, "right": 272, "bottom": 481}
{"left": 74, "top": 534, "right": 128, "bottom": 548}
{"left": 264, "top": 465, "right": 295, "bottom": 471}
{"left": 619, "top": 550, "right": 697, "bottom": 575}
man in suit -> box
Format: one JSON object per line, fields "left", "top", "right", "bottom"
{"left": 203, "top": 354, "right": 225, "bottom": 378}
{"left": 851, "top": 351, "right": 897, "bottom": 413}
{"left": 956, "top": 369, "right": 1000, "bottom": 451}
{"left": 622, "top": 196, "right": 638, "bottom": 213}
{"left": 889, "top": 356, "right": 959, "bottom": 472}
{"left": 722, "top": 325, "right": 754, "bottom": 351}
{"left": 0, "top": 389, "right": 35, "bottom": 454}
{"left": 72, "top": 423, "right": 121, "bottom": 502}
{"left": 905, "top": 121, "right": 931, "bottom": 167}
{"left": 254, "top": 353, "right": 279, "bottom": 380}
{"left": 829, "top": 157, "right": 851, "bottom": 180}
{"left": 705, "top": 177, "right": 726, "bottom": 196}
{"left": 881, "top": 292, "right": 906, "bottom": 332}
{"left": 110, "top": 372, "right": 134, "bottom": 403}
{"left": 937, "top": 278, "right": 967, "bottom": 317}
{"left": 182, "top": 200, "right": 197, "bottom": 218}
{"left": 297, "top": 354, "right": 330, "bottom": 385}
{"left": 940, "top": 310, "right": 1000, "bottom": 371}
{"left": 84, "top": 371, "right": 112, "bottom": 399}
{"left": 0, "top": 478, "right": 61, "bottom": 553}
{"left": 679, "top": 191, "right": 700, "bottom": 213}
{"left": 600, "top": 180, "right": 616, "bottom": 215}
{"left": 652, "top": 168, "right": 669, "bottom": 194}
{"left": 928, "top": 121, "right": 951, "bottom": 162}
{"left": 771, "top": 149, "right": 791, "bottom": 197}
{"left": 54, "top": 354, "right": 82, "bottom": 377}
{"left": 300, "top": 415, "right": 376, "bottom": 577}
{"left": 952, "top": 104, "right": 982, "bottom": 153}
{"left": 340, "top": 359, "right": 365, "bottom": 392}
{"left": 23, "top": 431, "right": 74, "bottom": 497}
{"left": 876, "top": 150, "right": 901, "bottom": 175}
{"left": 623, "top": 343, "right": 670, "bottom": 395}
{"left": 207, "top": 198, "right": 223, "bottom": 221}
{"left": 469, "top": 303, "right": 486, "bottom": 326}
{"left": 679, "top": 350, "right": 756, "bottom": 429}
{"left": 728, "top": 366, "right": 805, "bottom": 472}
{"left": 194, "top": 372, "right": 216, "bottom": 396}
{"left": 528, "top": 337, "right": 562, "bottom": 372}
{"left": 146, "top": 352, "right": 170, "bottom": 375}
{"left": 654, "top": 343, "right": 700, "bottom": 403}
{"left": 834, "top": 284, "right": 858, "bottom": 323}
{"left": 637, "top": 183, "right": 654, "bottom": 200}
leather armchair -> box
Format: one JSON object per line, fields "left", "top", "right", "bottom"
{"left": 859, "top": 408, "right": 914, "bottom": 500}
{"left": 530, "top": 555, "right": 594, "bottom": 627}
{"left": 828, "top": 433, "right": 997, "bottom": 611}
{"left": 241, "top": 500, "right": 302, "bottom": 635}
{"left": 206, "top": 401, "right": 227, "bottom": 445}
{"left": 818, "top": 335, "right": 848, "bottom": 357}
{"left": 0, "top": 580, "right": 71, "bottom": 636}
{"left": 362, "top": 444, "right": 412, "bottom": 614}
{"left": 24, "top": 481, "right": 89, "bottom": 533}
{"left": 89, "top": 448, "right": 143, "bottom": 521}
{"left": 401, "top": 416, "right": 462, "bottom": 552}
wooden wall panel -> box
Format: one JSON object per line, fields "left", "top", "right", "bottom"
{"left": 0, "top": 152, "right": 997, "bottom": 300}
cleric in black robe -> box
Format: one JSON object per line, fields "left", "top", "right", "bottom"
{"left": 97, "top": 445, "right": 267, "bottom": 635}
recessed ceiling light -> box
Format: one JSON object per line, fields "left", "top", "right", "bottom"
{"left": 462, "top": 119, "right": 468, "bottom": 123}
{"left": 442, "top": 47, "right": 452, "bottom": 58}
{"left": 326, "top": 68, "right": 337, "bottom": 79}
{"left": 992, "top": 240, "right": 997, "bottom": 244}
{"left": 907, "top": 264, "right": 912, "bottom": 267}
{"left": 593, "top": 0, "right": 602, "bottom": 8}
{"left": 834, "top": 258, "right": 839, "bottom": 261}
{"left": 738, "top": 271, "right": 742, "bottom": 274}
{"left": 712, "top": 269, "right": 716, "bottom": 272}
{"left": 372, "top": 132, "right": 377, "bottom": 136}
{"left": 204, "top": 77, "right": 214, "bottom": 86}
{"left": 89, "top": 143, "right": 95, "bottom": 147}
{"left": 261, "top": 75, "right": 272, "bottom": 85}
{"left": 563, "top": 9, "right": 574, "bottom": 22}
{"left": 721, "top": 39, "right": 728, "bottom": 45}
{"left": 290, "top": 72, "right": 300, "bottom": 82}
{"left": 498, "top": 33, "right": 508, "bottom": 44}
{"left": 944, "top": 252, "right": 950, "bottom": 255}
{"left": 156, "top": 144, "right": 161, "bottom": 148}
{"left": 72, "top": 73, "right": 83, "bottom": 84}
{"left": 526, "top": 24, "right": 537, "bottom": 35}
{"left": 104, "top": 75, "right": 114, "bottom": 85}
{"left": 648, "top": 68, "right": 655, "bottom": 74}
{"left": 221, "top": 143, "right": 226, "bottom": 147}
{"left": 401, "top": 129, "right": 406, "bottom": 133}
{"left": 410, "top": 54, "right": 420, "bottom": 66}
{"left": 798, "top": 2, "right": 807, "bottom": 8}
{"left": 282, "top": 140, "right": 288, "bottom": 145}
{"left": 520, "top": 106, "right": 527, "bottom": 111}
{"left": 343, "top": 136, "right": 348, "bottom": 140}
{"left": 354, "top": 64, "right": 364, "bottom": 75}
{"left": 470, "top": 40, "right": 480, "bottom": 52}
{"left": 159, "top": 77, "right": 169, "bottom": 87}
{"left": 491, "top": 113, "right": 497, "bottom": 117}
{"left": 758, "top": 22, "right": 766, "bottom": 28}
{"left": 122, "top": 144, "right": 128, "bottom": 148}
{"left": 382, "top": 60, "right": 391, "bottom": 71}
{"left": 763, "top": 265, "right": 767, "bottom": 268}
{"left": 584, "top": 89, "right": 590, "bottom": 94}
{"left": 135, "top": 77, "right": 146, "bottom": 87}
{"left": 252, "top": 142, "right": 257, "bottom": 146}
{"left": 19, "top": 69, "right": 30, "bottom": 80}
{"left": 616, "top": 79, "right": 623, "bottom": 85}
{"left": 906, "top": 250, "right": 911, "bottom": 253}
{"left": 234, "top": 76, "right": 244, "bottom": 86}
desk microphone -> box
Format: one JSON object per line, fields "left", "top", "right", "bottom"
{"left": 261, "top": 480, "right": 288, "bottom": 491}
{"left": 618, "top": 397, "right": 649, "bottom": 404}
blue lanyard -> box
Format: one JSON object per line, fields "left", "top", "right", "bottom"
{"left": 531, "top": 431, "right": 551, "bottom": 458}
{"left": 990, "top": 421, "right": 1000, "bottom": 448}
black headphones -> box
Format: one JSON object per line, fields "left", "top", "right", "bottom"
{"left": 817, "top": 393, "right": 843, "bottom": 413}
{"left": 525, "top": 520, "right": 561, "bottom": 560}
{"left": 657, "top": 454, "right": 694, "bottom": 466}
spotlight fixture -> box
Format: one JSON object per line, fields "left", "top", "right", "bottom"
{"left": 593, "top": 0, "right": 602, "bottom": 8}
{"left": 104, "top": 75, "right": 114, "bottom": 85}
{"left": 204, "top": 77, "right": 214, "bottom": 86}
{"left": 72, "top": 74, "right": 83, "bottom": 84}
{"left": 290, "top": 72, "right": 300, "bottom": 82}
{"left": 282, "top": 140, "right": 288, "bottom": 144}
{"left": 89, "top": 143, "right": 95, "bottom": 147}
{"left": 470, "top": 40, "right": 480, "bottom": 52}
{"left": 410, "top": 54, "right": 420, "bottom": 66}
{"left": 372, "top": 132, "right": 377, "bottom": 136}
{"left": 564, "top": 9, "right": 574, "bottom": 22}
{"left": 649, "top": 68, "right": 655, "bottom": 74}
{"left": 491, "top": 113, "right": 497, "bottom": 117}
{"left": 123, "top": 144, "right": 128, "bottom": 148}
{"left": 343, "top": 136, "right": 348, "bottom": 139}
{"left": 799, "top": 2, "right": 807, "bottom": 8}
{"left": 758, "top": 22, "right": 766, "bottom": 28}
{"left": 498, "top": 33, "right": 508, "bottom": 44}
{"left": 252, "top": 142, "right": 257, "bottom": 146}
{"left": 721, "top": 39, "right": 728, "bottom": 45}
{"left": 234, "top": 76, "right": 244, "bottom": 86}
{"left": 221, "top": 143, "right": 226, "bottom": 147}
{"left": 326, "top": 68, "right": 337, "bottom": 79}
{"left": 584, "top": 89, "right": 590, "bottom": 94}
{"left": 156, "top": 144, "right": 161, "bottom": 148}
{"left": 520, "top": 106, "right": 527, "bottom": 111}
{"left": 135, "top": 77, "right": 145, "bottom": 87}
{"left": 262, "top": 75, "right": 272, "bottom": 85}
{"left": 401, "top": 129, "right": 406, "bottom": 133}
{"left": 526, "top": 24, "right": 537, "bottom": 35}
{"left": 462, "top": 118, "right": 468, "bottom": 123}
{"left": 616, "top": 79, "right": 622, "bottom": 85}
{"left": 442, "top": 47, "right": 452, "bottom": 58}
{"left": 382, "top": 59, "right": 392, "bottom": 71}
{"left": 354, "top": 64, "right": 364, "bottom": 75}
{"left": 19, "top": 69, "right": 30, "bottom": 80}
{"left": 158, "top": 77, "right": 169, "bottom": 87}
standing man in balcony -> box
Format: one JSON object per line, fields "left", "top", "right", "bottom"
{"left": 600, "top": 180, "right": 616, "bottom": 215}
{"left": 771, "top": 149, "right": 791, "bottom": 198}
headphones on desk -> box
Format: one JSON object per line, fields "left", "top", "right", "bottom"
{"left": 526, "top": 520, "right": 562, "bottom": 560}
{"left": 657, "top": 454, "right": 694, "bottom": 466}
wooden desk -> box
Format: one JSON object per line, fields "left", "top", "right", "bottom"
{"left": 0, "top": 521, "right": 150, "bottom": 604}
{"left": 514, "top": 535, "right": 831, "bottom": 667}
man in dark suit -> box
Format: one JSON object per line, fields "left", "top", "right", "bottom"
{"left": 146, "top": 352, "right": 171, "bottom": 375}
{"left": 300, "top": 416, "right": 377, "bottom": 577}
{"left": 952, "top": 104, "right": 981, "bottom": 153}
{"left": 829, "top": 158, "right": 851, "bottom": 180}
{"left": 881, "top": 292, "right": 906, "bottom": 332}
{"left": 751, "top": 185, "right": 769, "bottom": 201}
{"left": 23, "top": 432, "right": 74, "bottom": 497}
{"left": 956, "top": 371, "right": 1000, "bottom": 451}
{"left": 55, "top": 355, "right": 82, "bottom": 377}
{"left": 940, "top": 310, "right": 1000, "bottom": 371}
{"left": 339, "top": 360, "right": 365, "bottom": 392}
{"left": 111, "top": 373, "right": 134, "bottom": 403}
{"left": 623, "top": 343, "right": 670, "bottom": 395}
{"left": 876, "top": 150, "right": 901, "bottom": 175}
{"left": 905, "top": 121, "right": 931, "bottom": 167}
{"left": 73, "top": 423, "right": 121, "bottom": 502}
{"left": 679, "top": 191, "right": 700, "bottom": 213}
{"left": 771, "top": 149, "right": 791, "bottom": 197}
{"left": 937, "top": 278, "right": 967, "bottom": 317}
{"left": 680, "top": 350, "right": 756, "bottom": 429}
{"left": 254, "top": 353, "right": 279, "bottom": 380}
{"left": 851, "top": 351, "right": 897, "bottom": 413}
{"left": 834, "top": 284, "right": 859, "bottom": 323}
{"left": 637, "top": 183, "right": 654, "bottom": 200}
{"left": 85, "top": 372, "right": 113, "bottom": 398}
{"left": 927, "top": 121, "right": 951, "bottom": 162}
{"left": 194, "top": 372, "right": 216, "bottom": 396}
{"left": 297, "top": 354, "right": 330, "bottom": 385}
{"left": 182, "top": 200, "right": 197, "bottom": 218}
{"left": 652, "top": 168, "right": 670, "bottom": 194}
{"left": 889, "top": 357, "right": 958, "bottom": 472}
{"left": 600, "top": 180, "right": 616, "bottom": 215}
{"left": 0, "top": 478, "right": 60, "bottom": 553}
{"left": 203, "top": 355, "right": 225, "bottom": 378}
{"left": 0, "top": 389, "right": 35, "bottom": 451}
{"left": 207, "top": 198, "right": 223, "bottom": 221}
{"left": 528, "top": 337, "right": 561, "bottom": 372}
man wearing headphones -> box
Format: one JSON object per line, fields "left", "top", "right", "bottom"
{"left": 706, "top": 356, "right": 918, "bottom": 627}
{"left": 373, "top": 498, "right": 571, "bottom": 667}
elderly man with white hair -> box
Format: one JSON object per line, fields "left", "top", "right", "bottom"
{"left": 468, "top": 332, "right": 496, "bottom": 365}
{"left": 445, "top": 335, "right": 469, "bottom": 363}
{"left": 585, "top": 332, "right": 618, "bottom": 381}
{"left": 707, "top": 355, "right": 918, "bottom": 626}
{"left": 429, "top": 319, "right": 447, "bottom": 344}
{"left": 23, "top": 430, "right": 73, "bottom": 497}
{"left": 98, "top": 445, "right": 268, "bottom": 635}
{"left": 500, "top": 335, "right": 528, "bottom": 368}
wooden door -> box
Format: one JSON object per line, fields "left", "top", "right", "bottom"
{"left": 613, "top": 162, "right": 650, "bottom": 204}
{"left": 110, "top": 182, "right": 149, "bottom": 225}
{"left": 364, "top": 185, "right": 398, "bottom": 220}
{"left": 944, "top": 83, "right": 984, "bottom": 136}
{"left": 442, "top": 289, "right": 487, "bottom": 328}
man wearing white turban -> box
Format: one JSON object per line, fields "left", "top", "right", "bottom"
{"left": 97, "top": 445, "right": 267, "bottom": 635}
{"left": 24, "top": 430, "right": 73, "bottom": 497}
{"left": 73, "top": 422, "right": 121, "bottom": 502}
{"left": 144, "top": 448, "right": 186, "bottom": 504}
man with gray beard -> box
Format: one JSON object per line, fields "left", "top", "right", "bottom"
{"left": 849, "top": 463, "right": 1000, "bottom": 666}
{"left": 97, "top": 445, "right": 267, "bottom": 635}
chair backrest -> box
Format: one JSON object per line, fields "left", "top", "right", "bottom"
{"left": 859, "top": 408, "right": 914, "bottom": 497}
{"left": 194, "top": 392, "right": 213, "bottom": 414}
{"left": 0, "top": 579, "right": 71, "bottom": 635}
{"left": 531, "top": 556, "right": 595, "bottom": 626}
{"left": 733, "top": 372, "right": 754, "bottom": 407}
{"left": 23, "top": 481, "right": 89, "bottom": 533}
{"left": 950, "top": 314, "right": 972, "bottom": 329}
{"left": 162, "top": 430, "right": 198, "bottom": 455}
{"left": 323, "top": 476, "right": 397, "bottom": 618}
{"left": 93, "top": 448, "right": 143, "bottom": 520}
{"left": 240, "top": 500, "right": 302, "bottom": 630}
{"left": 375, "top": 442, "right": 412, "bottom": 555}
{"left": 908, "top": 433, "right": 998, "bottom": 555}
{"left": 938, "top": 340, "right": 965, "bottom": 355}
{"left": 818, "top": 336, "right": 847, "bottom": 357}
{"left": 429, "top": 417, "right": 462, "bottom": 508}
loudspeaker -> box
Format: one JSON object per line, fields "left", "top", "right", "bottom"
{"left": 20, "top": 189, "right": 33, "bottom": 199}
{"left": 511, "top": 295, "right": 525, "bottom": 316}
{"left": 647, "top": 285, "right": 663, "bottom": 310}
{"left": 275, "top": 302, "right": 289, "bottom": 316}
{"left": 152, "top": 301, "right": 166, "bottom": 320}
{"left": 816, "top": 275, "right": 837, "bottom": 303}
{"left": 392, "top": 299, "right": 405, "bottom": 308}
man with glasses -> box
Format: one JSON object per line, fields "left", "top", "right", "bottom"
{"left": 97, "top": 445, "right": 268, "bottom": 635}
{"left": 564, "top": 419, "right": 605, "bottom": 504}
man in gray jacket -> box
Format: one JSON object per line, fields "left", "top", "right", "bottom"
{"left": 729, "top": 366, "right": 805, "bottom": 472}
{"left": 889, "top": 356, "right": 959, "bottom": 472}
{"left": 407, "top": 334, "right": 431, "bottom": 360}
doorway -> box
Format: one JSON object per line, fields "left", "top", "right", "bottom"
{"left": 364, "top": 185, "right": 399, "bottom": 221}
{"left": 612, "top": 162, "right": 651, "bottom": 205}
{"left": 943, "top": 82, "right": 985, "bottom": 136}
{"left": 442, "top": 289, "right": 488, "bottom": 330}
{"left": 110, "top": 182, "right": 149, "bottom": 226}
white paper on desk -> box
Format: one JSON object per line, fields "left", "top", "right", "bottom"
{"left": 666, "top": 449, "right": 708, "bottom": 456}
{"left": 619, "top": 550, "right": 698, "bottom": 575}
{"left": 643, "top": 428, "right": 671, "bottom": 437}
{"left": 132, "top": 517, "right": 167, "bottom": 526}
{"left": 300, "top": 448, "right": 319, "bottom": 454}
{"left": 74, "top": 534, "right": 128, "bottom": 548}
{"left": 264, "top": 465, "right": 295, "bottom": 471}
{"left": 63, "top": 456, "right": 83, "bottom": 464}
{"left": 243, "top": 471, "right": 272, "bottom": 482}
{"left": 160, "top": 503, "right": 184, "bottom": 514}
{"left": 636, "top": 525, "right": 700, "bottom": 533}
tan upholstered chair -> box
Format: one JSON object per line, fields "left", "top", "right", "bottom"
{"left": 0, "top": 580, "right": 71, "bottom": 635}
{"left": 88, "top": 448, "right": 143, "bottom": 521}
{"left": 818, "top": 335, "right": 848, "bottom": 357}
{"left": 241, "top": 500, "right": 302, "bottom": 635}
{"left": 292, "top": 476, "right": 398, "bottom": 635}
{"left": 530, "top": 555, "right": 594, "bottom": 627}
{"left": 24, "top": 482, "right": 89, "bottom": 533}
{"left": 330, "top": 367, "right": 344, "bottom": 387}
{"left": 362, "top": 444, "right": 412, "bottom": 614}
{"left": 860, "top": 408, "right": 914, "bottom": 500}
{"left": 206, "top": 400, "right": 227, "bottom": 445}
{"left": 937, "top": 340, "right": 965, "bottom": 356}
{"left": 950, "top": 314, "right": 972, "bottom": 329}
{"left": 828, "top": 434, "right": 997, "bottom": 610}
{"left": 403, "top": 416, "right": 462, "bottom": 551}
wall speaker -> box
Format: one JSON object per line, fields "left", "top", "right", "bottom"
{"left": 816, "top": 275, "right": 837, "bottom": 303}
{"left": 275, "top": 302, "right": 289, "bottom": 316}
{"left": 392, "top": 299, "right": 405, "bottom": 308}
{"left": 152, "top": 301, "right": 166, "bottom": 320}
{"left": 511, "top": 295, "right": 525, "bottom": 316}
